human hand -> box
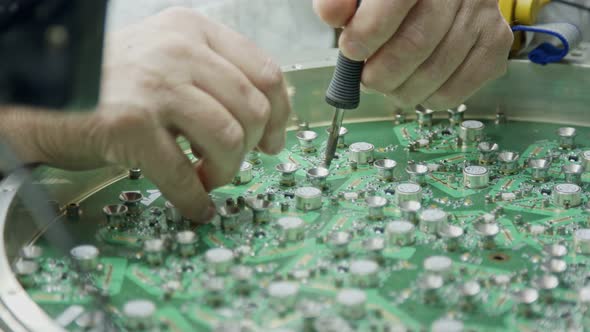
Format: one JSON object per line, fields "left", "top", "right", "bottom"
{"left": 4, "top": 8, "right": 291, "bottom": 222}
{"left": 313, "top": 0, "right": 513, "bottom": 110}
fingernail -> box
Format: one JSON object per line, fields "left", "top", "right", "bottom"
{"left": 344, "top": 40, "right": 369, "bottom": 60}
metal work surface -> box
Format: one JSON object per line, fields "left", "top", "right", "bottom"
{"left": 0, "top": 45, "right": 589, "bottom": 331}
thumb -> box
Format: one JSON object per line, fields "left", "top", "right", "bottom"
{"left": 313, "top": 0, "right": 358, "bottom": 28}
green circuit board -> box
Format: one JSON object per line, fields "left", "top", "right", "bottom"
{"left": 15, "top": 112, "right": 590, "bottom": 331}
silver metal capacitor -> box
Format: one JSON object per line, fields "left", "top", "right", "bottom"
{"left": 175, "top": 231, "right": 197, "bottom": 257}
{"left": 143, "top": 238, "right": 165, "bottom": 266}
{"left": 350, "top": 259, "right": 379, "bottom": 288}
{"left": 574, "top": 229, "right": 590, "bottom": 254}
{"left": 14, "top": 260, "right": 38, "bottom": 288}
{"left": 365, "top": 196, "right": 388, "bottom": 220}
{"left": 245, "top": 196, "right": 271, "bottom": 223}
{"left": 329, "top": 231, "right": 352, "bottom": 258}
{"left": 562, "top": 164, "right": 584, "bottom": 184}
{"left": 463, "top": 165, "right": 489, "bottom": 189}
{"left": 277, "top": 216, "right": 305, "bottom": 242}
{"left": 336, "top": 289, "right": 367, "bottom": 320}
{"left": 123, "top": 299, "right": 156, "bottom": 330}
{"left": 399, "top": 200, "right": 421, "bottom": 224}
{"left": 406, "top": 163, "right": 429, "bottom": 185}
{"left": 20, "top": 245, "right": 43, "bottom": 261}
{"left": 348, "top": 142, "right": 375, "bottom": 165}
{"left": 205, "top": 248, "right": 234, "bottom": 275}
{"left": 460, "top": 281, "right": 481, "bottom": 311}
{"left": 103, "top": 204, "right": 128, "bottom": 228}
{"left": 268, "top": 281, "right": 300, "bottom": 313}
{"left": 395, "top": 183, "right": 423, "bottom": 204}
{"left": 306, "top": 167, "right": 329, "bottom": 189}
{"left": 581, "top": 150, "right": 590, "bottom": 170}
{"left": 528, "top": 158, "right": 551, "bottom": 182}
{"left": 295, "top": 187, "right": 323, "bottom": 211}
{"left": 533, "top": 274, "right": 559, "bottom": 303}
{"left": 70, "top": 245, "right": 99, "bottom": 272}
{"left": 423, "top": 256, "right": 453, "bottom": 278}
{"left": 233, "top": 161, "right": 253, "bottom": 185}
{"left": 553, "top": 183, "right": 582, "bottom": 208}
{"left": 474, "top": 222, "right": 500, "bottom": 249}
{"left": 164, "top": 200, "right": 182, "bottom": 224}
{"left": 438, "top": 225, "right": 464, "bottom": 252}
{"left": 477, "top": 142, "right": 499, "bottom": 165}
{"left": 276, "top": 163, "right": 299, "bottom": 187}
{"left": 544, "top": 243, "right": 568, "bottom": 258}
{"left": 217, "top": 200, "right": 240, "bottom": 231}
{"left": 386, "top": 221, "right": 416, "bottom": 246}
{"left": 374, "top": 159, "right": 397, "bottom": 182}
{"left": 459, "top": 120, "right": 485, "bottom": 146}
{"left": 296, "top": 131, "right": 319, "bottom": 153}
{"left": 431, "top": 318, "right": 464, "bottom": 332}
{"left": 497, "top": 151, "right": 520, "bottom": 174}
{"left": 326, "top": 126, "right": 349, "bottom": 148}
{"left": 231, "top": 265, "right": 254, "bottom": 295}
{"left": 416, "top": 107, "right": 434, "bottom": 128}
{"left": 420, "top": 274, "right": 444, "bottom": 304}
{"left": 119, "top": 191, "right": 143, "bottom": 216}
{"left": 514, "top": 288, "right": 538, "bottom": 316}
{"left": 419, "top": 208, "right": 448, "bottom": 234}
{"left": 448, "top": 104, "right": 467, "bottom": 126}
{"left": 557, "top": 127, "right": 577, "bottom": 149}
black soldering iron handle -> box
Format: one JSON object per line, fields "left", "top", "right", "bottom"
{"left": 325, "top": 0, "right": 363, "bottom": 110}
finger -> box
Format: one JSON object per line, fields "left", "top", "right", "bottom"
{"left": 424, "top": 20, "right": 513, "bottom": 110}
{"left": 140, "top": 129, "right": 213, "bottom": 222}
{"left": 312, "top": 0, "right": 357, "bottom": 28}
{"left": 203, "top": 21, "right": 291, "bottom": 155}
{"left": 187, "top": 46, "right": 271, "bottom": 155}
{"left": 339, "top": 0, "right": 418, "bottom": 60}
{"left": 388, "top": 2, "right": 479, "bottom": 108}
{"left": 164, "top": 85, "right": 245, "bottom": 191}
{"left": 362, "top": 0, "right": 461, "bottom": 96}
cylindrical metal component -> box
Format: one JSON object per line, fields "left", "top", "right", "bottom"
{"left": 325, "top": 126, "right": 349, "bottom": 148}
{"left": 581, "top": 150, "right": 590, "bottom": 170}
{"left": 276, "top": 163, "right": 299, "bottom": 187}
{"left": 420, "top": 274, "right": 443, "bottom": 304}
{"left": 337, "top": 289, "right": 367, "bottom": 320}
{"left": 218, "top": 200, "right": 241, "bottom": 232}
{"left": 204, "top": 278, "right": 225, "bottom": 306}
{"left": 165, "top": 201, "right": 182, "bottom": 224}
{"left": 416, "top": 107, "right": 434, "bottom": 128}
{"left": 66, "top": 203, "right": 81, "bottom": 220}
{"left": 497, "top": 151, "right": 520, "bottom": 175}
{"left": 143, "top": 239, "right": 165, "bottom": 266}
{"left": 70, "top": 245, "right": 100, "bottom": 272}
{"left": 123, "top": 299, "right": 156, "bottom": 330}
{"left": 423, "top": 256, "right": 453, "bottom": 278}
{"left": 399, "top": 200, "right": 421, "bottom": 224}
{"left": 574, "top": 229, "right": 590, "bottom": 255}
{"left": 362, "top": 237, "right": 385, "bottom": 262}
{"left": 233, "top": 161, "right": 253, "bottom": 185}
{"left": 474, "top": 222, "right": 500, "bottom": 249}
{"left": 103, "top": 204, "right": 128, "bottom": 228}
{"left": 245, "top": 196, "right": 271, "bottom": 223}
{"left": 419, "top": 208, "right": 448, "bottom": 234}
{"left": 374, "top": 159, "right": 397, "bottom": 181}
{"left": 395, "top": 183, "right": 423, "bottom": 204}
{"left": 528, "top": 158, "right": 551, "bottom": 182}
{"left": 543, "top": 243, "right": 568, "bottom": 258}
{"left": 386, "top": 221, "right": 416, "bottom": 246}
{"left": 459, "top": 120, "right": 485, "bottom": 146}
{"left": 329, "top": 231, "right": 351, "bottom": 258}
{"left": 557, "top": 127, "right": 577, "bottom": 149}
{"left": 562, "top": 164, "right": 584, "bottom": 184}
{"left": 463, "top": 165, "right": 489, "bottom": 189}
{"left": 350, "top": 259, "right": 379, "bottom": 288}
{"left": 205, "top": 248, "right": 234, "bottom": 275}
{"left": 20, "top": 245, "right": 43, "bottom": 261}
{"left": 460, "top": 281, "right": 481, "bottom": 311}
{"left": 405, "top": 163, "right": 429, "bottom": 185}
{"left": 306, "top": 167, "right": 329, "bottom": 189}
{"left": 431, "top": 318, "right": 464, "bottom": 332}
{"left": 365, "top": 196, "right": 388, "bottom": 220}
{"left": 348, "top": 142, "right": 375, "bottom": 165}
{"left": 14, "top": 260, "right": 38, "bottom": 288}
{"left": 129, "top": 168, "right": 142, "bottom": 180}
{"left": 277, "top": 216, "right": 305, "bottom": 242}
{"left": 176, "top": 231, "right": 197, "bottom": 257}
{"left": 542, "top": 259, "right": 567, "bottom": 278}
{"left": 268, "top": 281, "right": 300, "bottom": 313}
{"left": 477, "top": 142, "right": 499, "bottom": 165}
{"left": 119, "top": 191, "right": 143, "bottom": 216}
{"left": 247, "top": 151, "right": 261, "bottom": 165}
{"left": 296, "top": 131, "right": 319, "bottom": 153}
{"left": 514, "top": 288, "right": 538, "bottom": 316}
{"left": 553, "top": 183, "right": 582, "bottom": 208}
{"left": 438, "top": 225, "right": 464, "bottom": 252}
{"left": 533, "top": 274, "right": 559, "bottom": 303}
{"left": 295, "top": 187, "right": 323, "bottom": 211}
{"left": 231, "top": 265, "right": 254, "bottom": 295}
{"left": 447, "top": 104, "right": 467, "bottom": 126}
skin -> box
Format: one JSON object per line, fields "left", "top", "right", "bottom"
{"left": 313, "top": 0, "right": 514, "bottom": 110}
{"left": 0, "top": 8, "right": 291, "bottom": 222}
